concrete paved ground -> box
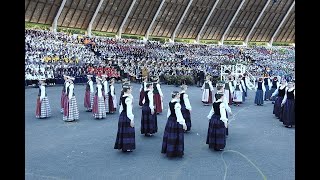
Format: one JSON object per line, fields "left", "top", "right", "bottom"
{"left": 25, "top": 83, "right": 294, "bottom": 180}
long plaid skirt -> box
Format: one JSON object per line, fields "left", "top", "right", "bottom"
{"left": 202, "top": 89, "right": 212, "bottom": 104}
{"left": 139, "top": 90, "right": 144, "bottom": 106}
{"left": 181, "top": 105, "right": 191, "bottom": 131}
{"left": 141, "top": 105, "right": 158, "bottom": 134}
{"left": 206, "top": 115, "right": 226, "bottom": 150}
{"left": 154, "top": 93, "right": 163, "bottom": 113}
{"left": 254, "top": 90, "right": 264, "bottom": 105}
{"left": 273, "top": 96, "right": 284, "bottom": 119}
{"left": 161, "top": 116, "right": 184, "bottom": 157}
{"left": 36, "top": 97, "right": 51, "bottom": 118}
{"left": 92, "top": 96, "right": 106, "bottom": 119}
{"left": 282, "top": 99, "right": 295, "bottom": 126}
{"left": 60, "top": 90, "right": 66, "bottom": 112}
{"left": 108, "top": 95, "right": 116, "bottom": 113}
{"left": 84, "top": 90, "right": 94, "bottom": 110}
{"left": 63, "top": 96, "right": 79, "bottom": 122}
{"left": 114, "top": 111, "right": 136, "bottom": 151}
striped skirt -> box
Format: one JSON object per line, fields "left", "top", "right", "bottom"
{"left": 254, "top": 90, "right": 264, "bottom": 105}
{"left": 264, "top": 86, "right": 271, "bottom": 100}
{"left": 36, "top": 97, "right": 51, "bottom": 118}
{"left": 141, "top": 104, "right": 158, "bottom": 134}
{"left": 154, "top": 93, "right": 163, "bottom": 113}
{"left": 206, "top": 114, "right": 226, "bottom": 150}
{"left": 92, "top": 96, "right": 106, "bottom": 119}
{"left": 103, "top": 92, "right": 110, "bottom": 113}
{"left": 108, "top": 95, "right": 116, "bottom": 113}
{"left": 233, "top": 90, "right": 243, "bottom": 103}
{"left": 181, "top": 105, "right": 191, "bottom": 131}
{"left": 202, "top": 89, "right": 212, "bottom": 104}
{"left": 282, "top": 99, "right": 295, "bottom": 126}
{"left": 84, "top": 91, "right": 94, "bottom": 110}
{"left": 139, "top": 90, "right": 144, "bottom": 106}
{"left": 161, "top": 116, "right": 184, "bottom": 157}
{"left": 273, "top": 96, "right": 284, "bottom": 119}
{"left": 63, "top": 96, "right": 79, "bottom": 122}
{"left": 114, "top": 111, "right": 136, "bottom": 151}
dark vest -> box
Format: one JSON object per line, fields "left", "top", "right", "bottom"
{"left": 101, "top": 81, "right": 105, "bottom": 92}
{"left": 204, "top": 82, "right": 209, "bottom": 89}
{"left": 62, "top": 81, "right": 66, "bottom": 91}
{"left": 272, "top": 80, "right": 278, "bottom": 89}
{"left": 235, "top": 84, "right": 240, "bottom": 91}
{"left": 169, "top": 101, "right": 177, "bottom": 118}
{"left": 257, "top": 82, "right": 263, "bottom": 90}
{"left": 38, "top": 85, "right": 47, "bottom": 97}
{"left": 67, "top": 84, "right": 75, "bottom": 96}
{"left": 141, "top": 82, "right": 145, "bottom": 91}
{"left": 86, "top": 80, "right": 91, "bottom": 91}
{"left": 212, "top": 102, "right": 222, "bottom": 116}
{"left": 225, "top": 82, "right": 230, "bottom": 90}
{"left": 278, "top": 86, "right": 286, "bottom": 97}
{"left": 144, "top": 91, "right": 150, "bottom": 105}
{"left": 121, "top": 96, "right": 127, "bottom": 112}
{"left": 153, "top": 83, "right": 159, "bottom": 94}
{"left": 287, "top": 89, "right": 295, "bottom": 99}
{"left": 264, "top": 78, "right": 269, "bottom": 85}
{"left": 180, "top": 93, "right": 185, "bottom": 106}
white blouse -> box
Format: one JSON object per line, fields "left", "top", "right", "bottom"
{"left": 166, "top": 99, "right": 186, "bottom": 126}
{"left": 207, "top": 99, "right": 228, "bottom": 126}
{"left": 180, "top": 90, "right": 192, "bottom": 111}
{"left": 119, "top": 94, "right": 134, "bottom": 121}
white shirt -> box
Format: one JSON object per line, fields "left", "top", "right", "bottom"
{"left": 68, "top": 83, "right": 74, "bottom": 99}
{"left": 207, "top": 99, "right": 228, "bottom": 127}
{"left": 110, "top": 84, "right": 115, "bottom": 97}
{"left": 89, "top": 80, "right": 94, "bottom": 93}
{"left": 147, "top": 90, "right": 154, "bottom": 111}
{"left": 118, "top": 94, "right": 134, "bottom": 121}
{"left": 103, "top": 80, "right": 109, "bottom": 95}
{"left": 180, "top": 90, "right": 192, "bottom": 111}
{"left": 40, "top": 85, "right": 46, "bottom": 100}
{"left": 96, "top": 84, "right": 103, "bottom": 97}
{"left": 166, "top": 99, "right": 186, "bottom": 126}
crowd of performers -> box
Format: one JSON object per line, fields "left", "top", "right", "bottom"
{"left": 34, "top": 72, "right": 294, "bottom": 158}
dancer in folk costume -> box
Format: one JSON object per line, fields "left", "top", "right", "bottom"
{"left": 281, "top": 81, "right": 295, "bottom": 128}
{"left": 232, "top": 78, "right": 244, "bottom": 106}
{"left": 36, "top": 78, "right": 51, "bottom": 119}
{"left": 108, "top": 78, "right": 117, "bottom": 113}
{"left": 206, "top": 93, "right": 228, "bottom": 151}
{"left": 92, "top": 77, "right": 107, "bottom": 119}
{"left": 63, "top": 76, "right": 79, "bottom": 122}
{"left": 242, "top": 73, "right": 252, "bottom": 97}
{"left": 215, "top": 83, "right": 232, "bottom": 137}
{"left": 84, "top": 75, "right": 94, "bottom": 111}
{"left": 271, "top": 78, "right": 287, "bottom": 120}
{"left": 224, "top": 77, "right": 234, "bottom": 105}
{"left": 201, "top": 76, "right": 214, "bottom": 105}
{"left": 101, "top": 75, "right": 109, "bottom": 113}
{"left": 263, "top": 75, "right": 272, "bottom": 101}
{"left": 119, "top": 78, "right": 131, "bottom": 106}
{"left": 114, "top": 84, "right": 135, "bottom": 152}
{"left": 60, "top": 75, "right": 69, "bottom": 113}
{"left": 179, "top": 85, "right": 192, "bottom": 132}
{"left": 254, "top": 77, "right": 266, "bottom": 106}
{"left": 141, "top": 83, "right": 158, "bottom": 136}
{"left": 139, "top": 76, "right": 148, "bottom": 106}
{"left": 269, "top": 76, "right": 280, "bottom": 103}
{"left": 161, "top": 91, "right": 187, "bottom": 157}
{"left": 152, "top": 76, "right": 164, "bottom": 114}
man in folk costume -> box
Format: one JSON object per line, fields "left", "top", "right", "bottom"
{"left": 63, "top": 76, "right": 79, "bottom": 122}
{"left": 281, "top": 81, "right": 295, "bottom": 128}
{"left": 114, "top": 84, "right": 135, "bottom": 152}
{"left": 92, "top": 77, "right": 107, "bottom": 119}
{"left": 179, "top": 85, "right": 192, "bottom": 132}
{"left": 60, "top": 75, "right": 69, "bottom": 113}
{"left": 152, "top": 76, "right": 164, "bottom": 114}
{"left": 139, "top": 76, "right": 148, "bottom": 106}
{"left": 84, "top": 75, "right": 94, "bottom": 111}
{"left": 206, "top": 93, "right": 228, "bottom": 151}
{"left": 269, "top": 76, "right": 280, "bottom": 103}
{"left": 232, "top": 78, "right": 244, "bottom": 106}
{"left": 201, "top": 75, "right": 214, "bottom": 105}
{"left": 161, "top": 91, "right": 187, "bottom": 157}
{"left": 263, "top": 75, "right": 272, "bottom": 101}
{"left": 271, "top": 78, "right": 287, "bottom": 120}
{"left": 141, "top": 83, "right": 158, "bottom": 136}
{"left": 36, "top": 78, "right": 51, "bottom": 119}
{"left": 101, "top": 74, "right": 109, "bottom": 114}
{"left": 254, "top": 77, "right": 266, "bottom": 106}
{"left": 108, "top": 78, "right": 117, "bottom": 113}
{"left": 223, "top": 76, "right": 234, "bottom": 105}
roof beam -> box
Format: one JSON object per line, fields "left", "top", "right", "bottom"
{"left": 52, "top": 0, "right": 67, "bottom": 32}
{"left": 196, "top": 0, "right": 220, "bottom": 42}
{"left": 220, "top": 0, "right": 246, "bottom": 45}
{"left": 87, "top": 0, "right": 105, "bottom": 37}
{"left": 145, "top": 0, "right": 166, "bottom": 40}
{"left": 269, "top": 1, "right": 295, "bottom": 45}
{"left": 171, "top": 0, "right": 193, "bottom": 42}
{"left": 117, "top": 0, "right": 137, "bottom": 39}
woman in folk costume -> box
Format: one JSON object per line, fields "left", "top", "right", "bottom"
{"left": 36, "top": 78, "right": 51, "bottom": 119}
{"left": 270, "top": 78, "right": 287, "bottom": 120}
{"left": 101, "top": 75, "right": 109, "bottom": 114}
{"left": 84, "top": 75, "right": 94, "bottom": 112}
{"left": 60, "top": 75, "right": 69, "bottom": 113}
{"left": 269, "top": 76, "right": 280, "bottom": 103}
{"left": 63, "top": 76, "right": 79, "bottom": 122}
{"left": 232, "top": 78, "right": 244, "bottom": 106}
{"left": 263, "top": 75, "right": 272, "bottom": 101}
{"left": 206, "top": 93, "right": 228, "bottom": 151}
{"left": 141, "top": 83, "right": 158, "bottom": 136}
{"left": 239, "top": 75, "right": 251, "bottom": 102}
{"left": 281, "top": 81, "right": 295, "bottom": 128}
{"left": 254, "top": 77, "right": 266, "bottom": 106}
{"left": 139, "top": 76, "right": 148, "bottom": 106}
{"left": 108, "top": 78, "right": 117, "bottom": 113}
{"left": 161, "top": 91, "right": 187, "bottom": 157}
{"left": 215, "top": 83, "right": 232, "bottom": 136}
{"left": 92, "top": 77, "right": 107, "bottom": 119}
{"left": 242, "top": 73, "right": 250, "bottom": 97}
{"left": 223, "top": 76, "right": 234, "bottom": 105}
{"left": 114, "top": 84, "right": 135, "bottom": 152}
{"left": 201, "top": 75, "right": 214, "bottom": 105}
{"left": 152, "top": 76, "right": 164, "bottom": 114}
{"left": 179, "top": 85, "right": 192, "bottom": 132}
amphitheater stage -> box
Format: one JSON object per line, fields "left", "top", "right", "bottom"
{"left": 25, "top": 83, "right": 294, "bottom": 180}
